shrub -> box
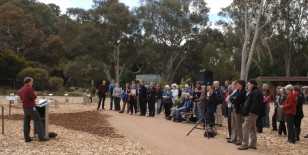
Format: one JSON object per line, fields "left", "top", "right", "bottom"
{"left": 49, "top": 76, "right": 64, "bottom": 92}
{"left": 17, "top": 67, "right": 49, "bottom": 90}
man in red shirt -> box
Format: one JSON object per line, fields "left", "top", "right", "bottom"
{"left": 19, "top": 77, "right": 48, "bottom": 142}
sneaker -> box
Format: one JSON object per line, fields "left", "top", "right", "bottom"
{"left": 304, "top": 134, "right": 308, "bottom": 138}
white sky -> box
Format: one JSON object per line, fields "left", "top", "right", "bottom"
{"left": 37, "top": 0, "right": 232, "bottom": 23}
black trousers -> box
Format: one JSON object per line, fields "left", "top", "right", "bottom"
{"left": 148, "top": 98, "right": 156, "bottom": 116}
{"left": 278, "top": 121, "right": 287, "bottom": 135}
{"left": 286, "top": 115, "right": 295, "bottom": 143}
{"left": 139, "top": 98, "right": 147, "bottom": 115}
{"left": 97, "top": 94, "right": 106, "bottom": 109}
{"left": 294, "top": 116, "right": 302, "bottom": 141}
{"left": 272, "top": 107, "right": 277, "bottom": 130}
{"left": 164, "top": 104, "right": 172, "bottom": 117}
{"left": 130, "top": 98, "right": 137, "bottom": 114}
{"left": 206, "top": 112, "right": 215, "bottom": 127}
{"left": 256, "top": 116, "right": 263, "bottom": 133}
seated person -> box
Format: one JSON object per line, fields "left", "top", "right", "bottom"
{"left": 170, "top": 92, "right": 186, "bottom": 119}
{"left": 174, "top": 93, "right": 191, "bottom": 121}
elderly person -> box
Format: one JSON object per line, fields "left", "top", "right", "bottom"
{"left": 281, "top": 85, "right": 296, "bottom": 144}
{"left": 163, "top": 85, "right": 173, "bottom": 119}
{"left": 170, "top": 92, "right": 186, "bottom": 119}
{"left": 171, "top": 83, "right": 179, "bottom": 105}
{"left": 277, "top": 87, "right": 287, "bottom": 136}
{"left": 206, "top": 85, "right": 217, "bottom": 128}
{"left": 213, "top": 81, "right": 223, "bottom": 126}
{"left": 293, "top": 86, "right": 304, "bottom": 141}
{"left": 174, "top": 93, "right": 191, "bottom": 122}
{"left": 113, "top": 83, "right": 122, "bottom": 111}
{"left": 183, "top": 84, "right": 191, "bottom": 93}
{"left": 19, "top": 77, "right": 49, "bottom": 142}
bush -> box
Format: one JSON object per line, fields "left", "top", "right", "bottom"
{"left": 0, "top": 49, "right": 28, "bottom": 85}
{"left": 17, "top": 67, "right": 49, "bottom": 90}
{"left": 49, "top": 76, "right": 64, "bottom": 92}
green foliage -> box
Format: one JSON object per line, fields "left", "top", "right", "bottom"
{"left": 48, "top": 76, "right": 64, "bottom": 91}
{"left": 0, "top": 49, "right": 28, "bottom": 85}
{"left": 17, "top": 67, "right": 49, "bottom": 90}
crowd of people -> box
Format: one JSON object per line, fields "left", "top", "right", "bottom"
{"left": 18, "top": 76, "right": 308, "bottom": 147}
{"left": 97, "top": 78, "right": 308, "bottom": 150}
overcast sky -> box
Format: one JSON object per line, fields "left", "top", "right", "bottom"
{"left": 37, "top": 0, "right": 232, "bottom": 24}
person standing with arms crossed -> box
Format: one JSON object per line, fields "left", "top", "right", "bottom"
{"left": 19, "top": 77, "right": 48, "bottom": 142}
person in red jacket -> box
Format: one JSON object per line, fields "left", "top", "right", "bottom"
{"left": 19, "top": 77, "right": 48, "bottom": 142}
{"left": 281, "top": 84, "right": 296, "bottom": 144}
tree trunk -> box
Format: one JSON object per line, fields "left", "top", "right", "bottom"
{"left": 114, "top": 45, "right": 120, "bottom": 83}
{"left": 240, "top": 2, "right": 250, "bottom": 80}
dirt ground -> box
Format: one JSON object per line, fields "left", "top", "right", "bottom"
{"left": 0, "top": 96, "right": 307, "bottom": 155}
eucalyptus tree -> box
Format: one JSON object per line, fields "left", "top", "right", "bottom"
{"left": 137, "top": 0, "right": 209, "bottom": 83}
{"left": 92, "top": 0, "right": 139, "bottom": 83}
{"left": 271, "top": 0, "right": 308, "bottom": 77}
{"left": 219, "top": 0, "right": 292, "bottom": 80}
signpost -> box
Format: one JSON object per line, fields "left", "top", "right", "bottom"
{"left": 6, "top": 93, "right": 15, "bottom": 115}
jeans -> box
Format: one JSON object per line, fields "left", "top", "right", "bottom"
{"left": 110, "top": 95, "right": 114, "bottom": 110}
{"left": 263, "top": 108, "right": 270, "bottom": 127}
{"left": 23, "top": 107, "right": 45, "bottom": 141}
{"left": 156, "top": 99, "right": 162, "bottom": 114}
{"left": 97, "top": 94, "right": 106, "bottom": 109}
{"left": 194, "top": 102, "right": 202, "bottom": 122}
{"left": 286, "top": 115, "right": 295, "bottom": 143}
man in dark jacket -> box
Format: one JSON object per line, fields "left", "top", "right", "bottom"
{"left": 238, "top": 79, "right": 263, "bottom": 150}
{"left": 97, "top": 80, "right": 108, "bottom": 109}
{"left": 147, "top": 82, "right": 156, "bottom": 117}
{"left": 139, "top": 80, "right": 147, "bottom": 116}
{"left": 19, "top": 77, "right": 48, "bottom": 142}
